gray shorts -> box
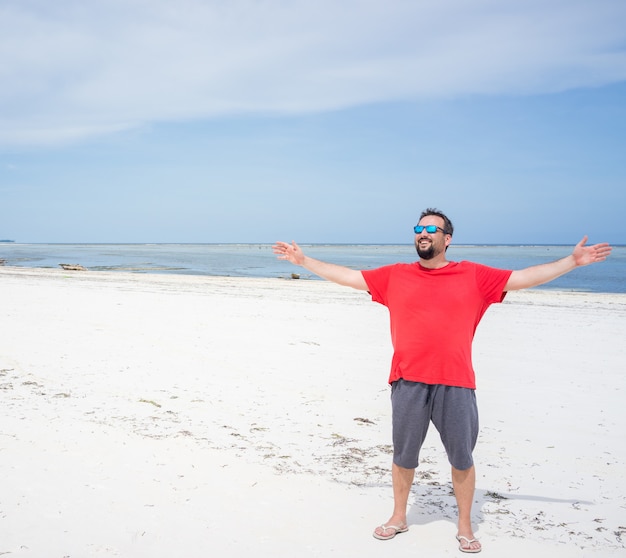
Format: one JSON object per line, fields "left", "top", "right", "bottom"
{"left": 391, "top": 379, "right": 479, "bottom": 471}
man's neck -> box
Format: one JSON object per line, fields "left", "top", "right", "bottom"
{"left": 419, "top": 255, "right": 450, "bottom": 270}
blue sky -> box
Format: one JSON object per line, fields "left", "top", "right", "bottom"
{"left": 1, "top": 0, "right": 625, "bottom": 245}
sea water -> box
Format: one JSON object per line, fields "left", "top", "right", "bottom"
{"left": 1, "top": 243, "right": 624, "bottom": 293}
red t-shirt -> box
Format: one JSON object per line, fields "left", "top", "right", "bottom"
{"left": 362, "top": 261, "right": 512, "bottom": 389}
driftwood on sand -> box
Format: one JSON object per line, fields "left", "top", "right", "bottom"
{"left": 59, "top": 263, "right": 87, "bottom": 271}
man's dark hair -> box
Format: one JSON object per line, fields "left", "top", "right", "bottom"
{"left": 419, "top": 208, "right": 454, "bottom": 236}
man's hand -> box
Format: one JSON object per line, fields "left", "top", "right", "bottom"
{"left": 505, "top": 236, "right": 612, "bottom": 291}
{"left": 572, "top": 236, "right": 612, "bottom": 267}
{"left": 273, "top": 240, "right": 305, "bottom": 266}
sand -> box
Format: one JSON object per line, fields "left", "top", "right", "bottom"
{"left": 1, "top": 266, "right": 625, "bottom": 557}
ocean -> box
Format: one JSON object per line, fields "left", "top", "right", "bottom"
{"left": 1, "top": 243, "right": 624, "bottom": 293}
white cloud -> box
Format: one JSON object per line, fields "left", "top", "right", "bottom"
{"left": 1, "top": 0, "right": 625, "bottom": 146}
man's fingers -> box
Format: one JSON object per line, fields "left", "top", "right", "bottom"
{"left": 593, "top": 244, "right": 612, "bottom": 260}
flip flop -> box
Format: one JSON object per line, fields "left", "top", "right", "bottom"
{"left": 373, "top": 523, "right": 408, "bottom": 540}
{"left": 456, "top": 535, "right": 482, "bottom": 553}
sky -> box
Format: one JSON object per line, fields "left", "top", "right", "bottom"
{"left": 1, "top": 0, "right": 625, "bottom": 245}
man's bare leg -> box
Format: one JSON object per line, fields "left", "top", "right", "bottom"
{"left": 452, "top": 465, "right": 481, "bottom": 552}
{"left": 373, "top": 463, "right": 415, "bottom": 538}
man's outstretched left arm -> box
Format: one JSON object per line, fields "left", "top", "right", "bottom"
{"left": 504, "top": 236, "right": 612, "bottom": 291}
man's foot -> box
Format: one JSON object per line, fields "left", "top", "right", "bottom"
{"left": 456, "top": 534, "right": 481, "bottom": 553}
{"left": 372, "top": 523, "right": 408, "bottom": 540}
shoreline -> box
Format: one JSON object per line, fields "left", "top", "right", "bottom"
{"left": 2, "top": 264, "right": 625, "bottom": 296}
{"left": 1, "top": 267, "right": 625, "bottom": 556}
{"left": 2, "top": 241, "right": 624, "bottom": 294}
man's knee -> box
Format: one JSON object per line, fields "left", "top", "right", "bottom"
{"left": 448, "top": 453, "right": 474, "bottom": 471}
{"left": 451, "top": 464, "right": 475, "bottom": 474}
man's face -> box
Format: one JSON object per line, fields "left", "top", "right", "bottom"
{"left": 414, "top": 216, "right": 450, "bottom": 260}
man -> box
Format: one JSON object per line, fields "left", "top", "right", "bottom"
{"left": 272, "top": 208, "right": 611, "bottom": 554}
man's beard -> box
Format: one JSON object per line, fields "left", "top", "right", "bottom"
{"left": 416, "top": 244, "right": 436, "bottom": 260}
{"left": 415, "top": 237, "right": 441, "bottom": 259}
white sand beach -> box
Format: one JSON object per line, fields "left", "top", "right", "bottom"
{"left": 1, "top": 267, "right": 625, "bottom": 557}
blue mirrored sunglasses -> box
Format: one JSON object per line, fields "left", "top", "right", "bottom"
{"left": 414, "top": 225, "right": 449, "bottom": 234}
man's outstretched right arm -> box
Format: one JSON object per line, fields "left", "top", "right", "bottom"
{"left": 273, "top": 240, "right": 369, "bottom": 291}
